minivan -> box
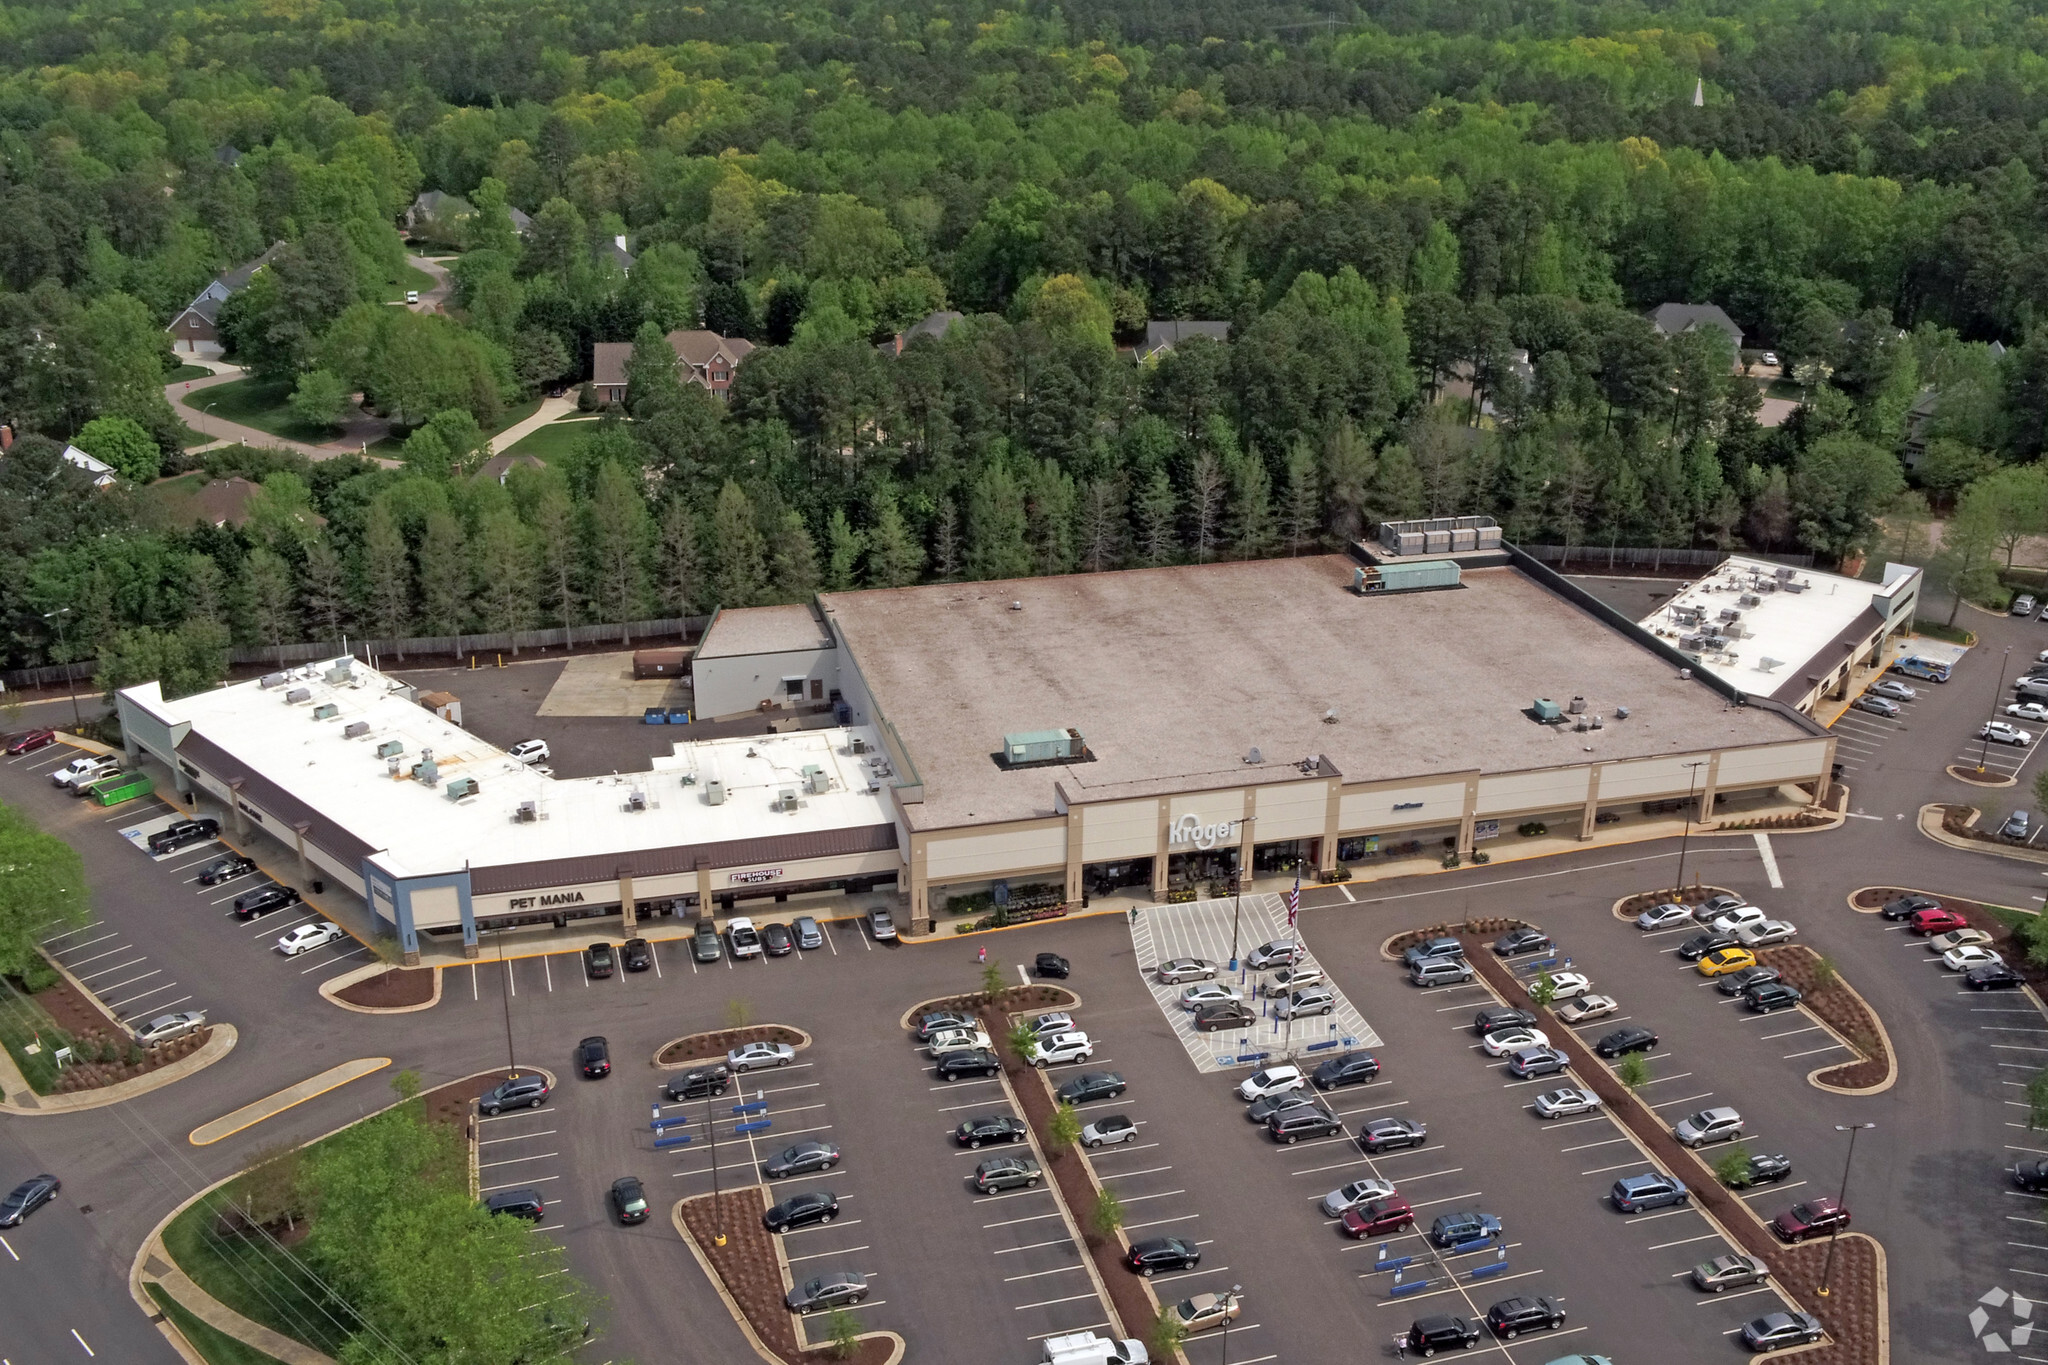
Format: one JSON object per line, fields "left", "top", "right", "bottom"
{"left": 1267, "top": 1104, "right": 1341, "bottom": 1144}
{"left": 1410, "top": 958, "right": 1474, "bottom": 988}
{"left": 1611, "top": 1171, "right": 1689, "bottom": 1212}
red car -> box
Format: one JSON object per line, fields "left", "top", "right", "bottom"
{"left": 1341, "top": 1197, "right": 1415, "bottom": 1238}
{"left": 1911, "top": 908, "right": 1969, "bottom": 935}
{"left": 1771, "top": 1196, "right": 1850, "bottom": 1242}
{"left": 3, "top": 730, "right": 55, "bottom": 756}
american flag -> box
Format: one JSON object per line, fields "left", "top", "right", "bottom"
{"left": 1286, "top": 869, "right": 1301, "bottom": 927}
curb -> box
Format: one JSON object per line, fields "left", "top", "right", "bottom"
{"left": 1011, "top": 1062, "right": 1134, "bottom": 1343}
{"left": 1608, "top": 885, "right": 1739, "bottom": 925}
{"left": 1946, "top": 762, "right": 2017, "bottom": 789}
{"left": 318, "top": 963, "right": 442, "bottom": 1015}
{"left": 0, "top": 1024, "right": 238, "bottom": 1116}
{"left": 897, "top": 987, "right": 1081, "bottom": 1033}
{"left": 1918, "top": 804, "right": 2048, "bottom": 865}
{"left": 1791, "top": 958, "right": 1898, "bottom": 1096}
{"left": 1845, "top": 885, "right": 2031, "bottom": 918}
{"left": 653, "top": 1025, "right": 813, "bottom": 1071}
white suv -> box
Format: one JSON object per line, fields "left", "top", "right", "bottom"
{"left": 508, "top": 739, "right": 550, "bottom": 764}
{"left": 1236, "top": 1065, "right": 1305, "bottom": 1101}
{"left": 1028, "top": 1032, "right": 1095, "bottom": 1068}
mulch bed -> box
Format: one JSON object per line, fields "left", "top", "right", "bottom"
{"left": 1464, "top": 938, "right": 1882, "bottom": 1362}
{"left": 336, "top": 967, "right": 435, "bottom": 1008}
{"left": 1757, "top": 946, "right": 1890, "bottom": 1090}
{"left": 909, "top": 984, "right": 1077, "bottom": 1023}
{"left": 678, "top": 1189, "right": 893, "bottom": 1365}
{"left": 1937, "top": 803, "right": 2028, "bottom": 846}
{"left": 1614, "top": 883, "right": 1731, "bottom": 920}
{"left": 659, "top": 1024, "right": 808, "bottom": 1067}
{"left": 15, "top": 962, "right": 211, "bottom": 1092}
{"left": 1385, "top": 917, "right": 1532, "bottom": 956}
{"left": 1947, "top": 765, "right": 2011, "bottom": 788}
{"left": 425, "top": 1069, "right": 523, "bottom": 1132}
{"left": 974, "top": 1001, "right": 1157, "bottom": 1347}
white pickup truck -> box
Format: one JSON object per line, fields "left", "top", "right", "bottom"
{"left": 50, "top": 755, "right": 118, "bottom": 790}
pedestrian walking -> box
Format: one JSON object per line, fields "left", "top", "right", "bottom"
{"left": 976, "top": 945, "right": 986, "bottom": 964}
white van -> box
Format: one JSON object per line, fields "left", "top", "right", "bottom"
{"left": 1042, "top": 1331, "right": 1149, "bottom": 1364}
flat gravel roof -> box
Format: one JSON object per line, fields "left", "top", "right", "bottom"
{"left": 822, "top": 556, "right": 1812, "bottom": 830}
{"left": 696, "top": 604, "right": 834, "bottom": 659}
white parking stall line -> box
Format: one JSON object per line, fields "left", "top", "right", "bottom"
{"left": 1124, "top": 1214, "right": 1202, "bottom": 1230}
{"left": 1369, "top": 1268, "right": 1550, "bottom": 1304}
{"left": 479, "top": 1151, "right": 561, "bottom": 1170}
{"left": 1099, "top": 1166, "right": 1175, "bottom": 1181}
{"left": 1403, "top": 1190, "right": 1488, "bottom": 1212}
{"left": 785, "top": 1245, "right": 870, "bottom": 1265}
{"left": 994, "top": 1238, "right": 1072, "bottom": 1256}
{"left": 982, "top": 1212, "right": 1063, "bottom": 1229}
{"left": 478, "top": 1175, "right": 560, "bottom": 1192}
{"left": 1697, "top": 1285, "right": 1781, "bottom": 1305}
{"left": 1784, "top": 1045, "right": 1849, "bottom": 1059}
{"left": 480, "top": 1129, "right": 558, "bottom": 1145}
{"left": 1648, "top": 1232, "right": 1724, "bottom": 1251}
{"left": 60, "top": 944, "right": 133, "bottom": 968}
{"left": 74, "top": 957, "right": 147, "bottom": 982}
{"left": 1580, "top": 1160, "right": 1645, "bottom": 1176}
{"left": 1003, "top": 1264, "right": 1086, "bottom": 1283}
{"left": 1013, "top": 1293, "right": 1100, "bottom": 1312}
{"left": 781, "top": 1219, "right": 861, "bottom": 1237}
{"left": 1634, "top": 1071, "right": 1695, "bottom": 1086}
{"left": 1646, "top": 1092, "right": 1716, "bottom": 1110}
{"left": 1623, "top": 1205, "right": 1704, "bottom": 1224}
{"left": 43, "top": 923, "right": 107, "bottom": 945}
{"left": 108, "top": 989, "right": 187, "bottom": 1014}
{"left": 1761, "top": 1026, "right": 1822, "bottom": 1040}
{"left": 90, "top": 969, "right": 161, "bottom": 995}
{"left": 1114, "top": 1189, "right": 1186, "bottom": 1203}
{"left": 1025, "top": 1324, "right": 1112, "bottom": 1343}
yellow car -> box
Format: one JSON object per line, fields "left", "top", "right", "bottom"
{"left": 1698, "top": 946, "right": 1758, "bottom": 977}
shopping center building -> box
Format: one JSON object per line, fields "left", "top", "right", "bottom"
{"left": 115, "top": 542, "right": 1837, "bottom": 957}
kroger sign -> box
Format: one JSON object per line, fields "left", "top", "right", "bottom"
{"left": 1168, "top": 814, "right": 1242, "bottom": 850}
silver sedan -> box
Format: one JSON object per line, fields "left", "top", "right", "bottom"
{"left": 1178, "top": 982, "right": 1244, "bottom": 1011}
{"left": 1155, "top": 957, "right": 1217, "bottom": 984}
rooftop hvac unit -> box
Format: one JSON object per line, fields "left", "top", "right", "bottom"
{"left": 260, "top": 671, "right": 288, "bottom": 689}
{"left": 803, "top": 765, "right": 829, "bottom": 795}
{"left": 284, "top": 687, "right": 311, "bottom": 704}
{"left": 775, "top": 788, "right": 798, "bottom": 813}
{"left": 516, "top": 800, "right": 538, "bottom": 822}
{"left": 705, "top": 779, "right": 725, "bottom": 806}
{"left": 1784, "top": 579, "right": 1809, "bottom": 593}
{"left": 1003, "top": 728, "right": 1087, "bottom": 765}
{"left": 626, "top": 788, "right": 647, "bottom": 812}
{"left": 313, "top": 703, "right": 338, "bottom": 720}
{"left": 1568, "top": 696, "right": 1587, "bottom": 714}
{"left": 323, "top": 665, "right": 352, "bottom": 685}
{"left": 343, "top": 721, "right": 369, "bottom": 739}
{"left": 387, "top": 757, "right": 401, "bottom": 776}
{"left": 412, "top": 756, "right": 439, "bottom": 786}
{"left": 446, "top": 777, "right": 479, "bottom": 800}
{"left": 850, "top": 735, "right": 868, "bottom": 755}
{"left": 1719, "top": 607, "right": 1742, "bottom": 622}
{"left": 375, "top": 739, "right": 403, "bottom": 759}
{"left": 1532, "top": 698, "right": 1563, "bottom": 722}
{"left": 1774, "top": 565, "right": 1797, "bottom": 581}
{"left": 1738, "top": 594, "right": 1761, "bottom": 608}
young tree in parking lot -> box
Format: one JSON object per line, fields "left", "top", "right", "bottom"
{"left": 1529, "top": 970, "right": 1557, "bottom": 1010}
{"left": 2028, "top": 1071, "right": 2048, "bottom": 1131}
{"left": 1007, "top": 1021, "right": 1038, "bottom": 1064}
{"left": 1809, "top": 955, "right": 1838, "bottom": 993}
{"left": 1048, "top": 1101, "right": 1081, "bottom": 1154}
{"left": 825, "top": 1307, "right": 861, "bottom": 1359}
{"left": 724, "top": 998, "right": 752, "bottom": 1030}
{"left": 1617, "top": 1051, "right": 1651, "bottom": 1092}
{"left": 0, "top": 802, "right": 89, "bottom": 981}
{"left": 1090, "top": 1188, "right": 1125, "bottom": 1239}
{"left": 980, "top": 960, "right": 1005, "bottom": 1002}
{"left": 1713, "top": 1143, "right": 1753, "bottom": 1188}
{"left": 1149, "top": 1308, "right": 1188, "bottom": 1359}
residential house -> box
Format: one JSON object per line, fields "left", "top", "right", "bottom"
{"left": 60, "top": 445, "right": 116, "bottom": 489}
{"left": 474, "top": 453, "right": 545, "bottom": 486}
{"left": 878, "top": 310, "right": 963, "bottom": 357}
{"left": 1136, "top": 319, "right": 1230, "bottom": 363}
{"left": 1646, "top": 303, "right": 1744, "bottom": 362}
{"left": 507, "top": 206, "right": 534, "bottom": 237}
{"left": 163, "top": 241, "right": 286, "bottom": 355}
{"left": 590, "top": 330, "right": 756, "bottom": 406}
{"left": 598, "top": 234, "right": 635, "bottom": 274}
{"left": 403, "top": 189, "right": 471, "bottom": 238}
{"left": 214, "top": 145, "right": 242, "bottom": 168}
{"left": 187, "top": 477, "right": 263, "bottom": 528}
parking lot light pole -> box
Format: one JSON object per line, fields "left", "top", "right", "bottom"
{"left": 1222, "top": 1284, "right": 1242, "bottom": 1364}
{"left": 1817, "top": 1122, "right": 1874, "bottom": 1297}
{"left": 494, "top": 928, "right": 516, "bottom": 1076}
{"left": 41, "top": 609, "right": 82, "bottom": 732}
{"left": 708, "top": 1095, "right": 725, "bottom": 1246}
{"left": 1670, "top": 759, "right": 1707, "bottom": 896}
{"left": 1979, "top": 647, "right": 2011, "bottom": 774}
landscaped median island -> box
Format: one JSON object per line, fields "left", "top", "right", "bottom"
{"left": 331, "top": 966, "right": 435, "bottom": 1009}
{"left": 657, "top": 1023, "right": 810, "bottom": 1068}
{"left": 1, "top": 958, "right": 212, "bottom": 1094}
{"left": 674, "top": 1189, "right": 896, "bottom": 1365}
{"left": 1756, "top": 946, "right": 1894, "bottom": 1091}
{"left": 1463, "top": 930, "right": 1888, "bottom": 1364}
{"left": 152, "top": 1068, "right": 594, "bottom": 1365}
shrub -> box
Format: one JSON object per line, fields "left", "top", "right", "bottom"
{"left": 1713, "top": 1143, "right": 1754, "bottom": 1187}
{"left": 1047, "top": 1101, "right": 1081, "bottom": 1153}
{"left": 1149, "top": 1309, "right": 1187, "bottom": 1359}
{"left": 1090, "top": 1188, "right": 1125, "bottom": 1238}
{"left": 825, "top": 1308, "right": 861, "bottom": 1360}
{"left": 1618, "top": 1052, "right": 1651, "bottom": 1091}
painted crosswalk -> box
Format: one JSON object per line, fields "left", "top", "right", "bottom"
{"left": 1130, "top": 893, "right": 1380, "bottom": 1073}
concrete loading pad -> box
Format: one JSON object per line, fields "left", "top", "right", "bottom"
{"left": 536, "top": 651, "right": 692, "bottom": 717}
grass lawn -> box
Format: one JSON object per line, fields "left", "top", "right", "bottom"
{"left": 501, "top": 421, "right": 595, "bottom": 463}
{"left": 179, "top": 422, "right": 215, "bottom": 449}
{"left": 145, "top": 1284, "right": 287, "bottom": 1365}
{"left": 166, "top": 363, "right": 213, "bottom": 383}
{"left": 180, "top": 377, "right": 336, "bottom": 444}
{"left": 381, "top": 262, "right": 438, "bottom": 303}
{"left": 490, "top": 396, "right": 542, "bottom": 435}
{"left": 160, "top": 1190, "right": 353, "bottom": 1358}
{"left": 1913, "top": 618, "right": 1978, "bottom": 646}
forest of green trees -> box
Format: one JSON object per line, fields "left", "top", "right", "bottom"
{"left": 6, "top": 0, "right": 2048, "bottom": 685}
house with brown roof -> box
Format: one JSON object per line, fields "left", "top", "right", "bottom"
{"left": 878, "top": 310, "right": 963, "bottom": 357}
{"left": 589, "top": 330, "right": 757, "bottom": 406}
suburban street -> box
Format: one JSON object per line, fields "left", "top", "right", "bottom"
{"left": 0, "top": 597, "right": 2044, "bottom": 1363}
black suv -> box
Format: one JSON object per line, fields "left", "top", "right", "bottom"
{"left": 935, "top": 1049, "right": 1003, "bottom": 1081}
{"left": 691, "top": 921, "right": 722, "bottom": 962}
{"left": 1033, "top": 952, "right": 1071, "bottom": 978}
{"left": 484, "top": 1188, "right": 546, "bottom": 1221}
{"left": 955, "top": 1115, "right": 1028, "bottom": 1148}
{"left": 1358, "top": 1117, "right": 1427, "bottom": 1153}
{"left": 1056, "top": 1071, "right": 1127, "bottom": 1105}
{"left": 577, "top": 1036, "right": 611, "bottom": 1077}
{"left": 480, "top": 1074, "right": 551, "bottom": 1114}
{"left": 148, "top": 818, "right": 219, "bottom": 854}
{"left": 1405, "top": 1315, "right": 1480, "bottom": 1353}
{"left": 1472, "top": 1007, "right": 1537, "bottom": 1037}
{"left": 1594, "top": 1025, "right": 1659, "bottom": 1058}
{"left": 232, "top": 884, "right": 301, "bottom": 920}
{"left": 1881, "top": 893, "right": 1941, "bottom": 921}
{"left": 2017, "top": 1159, "right": 2048, "bottom": 1192}
{"left": 1677, "top": 930, "right": 1737, "bottom": 962}
{"left": 584, "top": 942, "right": 615, "bottom": 978}
{"left": 1726, "top": 1153, "right": 1793, "bottom": 1189}
{"left": 1744, "top": 981, "right": 1803, "bottom": 1013}
{"left": 1717, "top": 964, "right": 1781, "bottom": 996}
{"left": 1311, "top": 1051, "right": 1381, "bottom": 1089}
{"left": 1268, "top": 1104, "right": 1341, "bottom": 1144}
{"left": 620, "top": 937, "right": 653, "bottom": 971}
{"left": 665, "top": 1065, "right": 730, "bottom": 1101}
{"left": 1126, "top": 1236, "right": 1200, "bottom": 1276}
{"left": 1485, "top": 1295, "right": 1564, "bottom": 1339}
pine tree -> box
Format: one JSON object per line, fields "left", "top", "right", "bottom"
{"left": 930, "top": 496, "right": 963, "bottom": 581}
{"left": 1026, "top": 458, "right": 1077, "bottom": 576}
{"left": 824, "top": 508, "right": 862, "bottom": 592}
{"left": 299, "top": 535, "right": 350, "bottom": 646}
{"left": 182, "top": 552, "right": 226, "bottom": 625}
{"left": 658, "top": 498, "right": 703, "bottom": 616}
{"left": 625, "top": 319, "right": 684, "bottom": 417}
{"left": 769, "top": 509, "right": 820, "bottom": 602}
{"left": 864, "top": 492, "right": 924, "bottom": 588}
{"left": 236, "top": 546, "right": 297, "bottom": 665}
{"left": 1134, "top": 468, "right": 1179, "bottom": 566}
{"left": 471, "top": 510, "right": 538, "bottom": 647}
{"left": 1185, "top": 450, "right": 1226, "bottom": 563}
{"left": 967, "top": 461, "right": 1032, "bottom": 581}
{"left": 1227, "top": 447, "right": 1275, "bottom": 560}
{"left": 416, "top": 508, "right": 469, "bottom": 637}
{"left": 1278, "top": 439, "right": 1321, "bottom": 555}
{"left": 586, "top": 461, "right": 652, "bottom": 640}
{"left": 1077, "top": 477, "right": 1125, "bottom": 572}
{"left": 359, "top": 501, "right": 413, "bottom": 653}
{"left": 708, "top": 480, "right": 769, "bottom": 608}
{"left": 530, "top": 485, "right": 581, "bottom": 626}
